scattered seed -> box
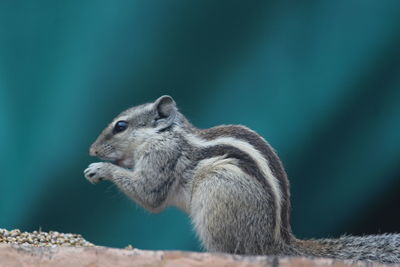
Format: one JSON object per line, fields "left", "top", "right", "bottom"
{"left": 0, "top": 228, "right": 94, "bottom": 247}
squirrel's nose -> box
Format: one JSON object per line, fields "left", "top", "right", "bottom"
{"left": 89, "top": 146, "right": 98, "bottom": 157}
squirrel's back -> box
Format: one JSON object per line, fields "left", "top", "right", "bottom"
{"left": 196, "top": 125, "right": 292, "bottom": 243}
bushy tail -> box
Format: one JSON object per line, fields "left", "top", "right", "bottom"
{"left": 292, "top": 234, "right": 400, "bottom": 264}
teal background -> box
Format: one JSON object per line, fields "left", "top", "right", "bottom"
{"left": 1, "top": 1, "right": 399, "bottom": 251}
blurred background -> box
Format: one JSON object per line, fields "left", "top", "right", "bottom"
{"left": 1, "top": 1, "right": 399, "bottom": 251}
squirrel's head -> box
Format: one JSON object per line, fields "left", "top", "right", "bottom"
{"left": 89, "top": 95, "right": 180, "bottom": 168}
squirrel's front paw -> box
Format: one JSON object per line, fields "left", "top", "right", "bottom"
{"left": 84, "top": 162, "right": 113, "bottom": 184}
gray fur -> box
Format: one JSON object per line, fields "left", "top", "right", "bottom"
{"left": 84, "top": 95, "right": 400, "bottom": 264}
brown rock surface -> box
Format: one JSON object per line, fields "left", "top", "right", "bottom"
{"left": 0, "top": 244, "right": 397, "bottom": 267}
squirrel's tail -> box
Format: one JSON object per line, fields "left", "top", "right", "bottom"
{"left": 290, "top": 233, "right": 400, "bottom": 264}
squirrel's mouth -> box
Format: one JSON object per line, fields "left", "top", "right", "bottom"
{"left": 113, "top": 159, "right": 124, "bottom": 166}
{"left": 113, "top": 158, "right": 134, "bottom": 169}
{"left": 95, "top": 152, "right": 133, "bottom": 169}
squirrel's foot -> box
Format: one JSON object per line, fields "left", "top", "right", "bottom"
{"left": 84, "top": 162, "right": 114, "bottom": 184}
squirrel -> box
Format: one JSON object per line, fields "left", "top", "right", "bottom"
{"left": 84, "top": 95, "right": 400, "bottom": 264}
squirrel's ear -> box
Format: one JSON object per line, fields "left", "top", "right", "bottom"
{"left": 153, "top": 95, "right": 177, "bottom": 129}
{"left": 154, "top": 95, "right": 176, "bottom": 118}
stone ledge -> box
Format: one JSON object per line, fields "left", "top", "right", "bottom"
{"left": 0, "top": 244, "right": 397, "bottom": 267}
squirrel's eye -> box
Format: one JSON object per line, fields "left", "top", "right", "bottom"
{"left": 113, "top": 120, "right": 128, "bottom": 134}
